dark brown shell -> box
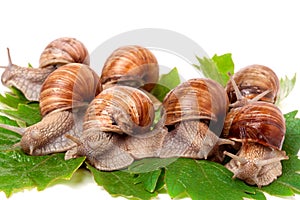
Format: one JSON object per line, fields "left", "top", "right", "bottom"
{"left": 39, "top": 37, "right": 90, "bottom": 69}
{"left": 222, "top": 101, "right": 285, "bottom": 150}
{"left": 83, "top": 85, "right": 155, "bottom": 134}
{"left": 39, "top": 63, "right": 101, "bottom": 116}
{"left": 226, "top": 65, "right": 280, "bottom": 104}
{"left": 162, "top": 78, "right": 229, "bottom": 126}
{"left": 100, "top": 45, "right": 159, "bottom": 91}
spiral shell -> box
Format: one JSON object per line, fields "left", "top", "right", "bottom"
{"left": 39, "top": 37, "right": 90, "bottom": 69}
{"left": 225, "top": 65, "right": 280, "bottom": 104}
{"left": 222, "top": 101, "right": 285, "bottom": 150}
{"left": 162, "top": 78, "right": 229, "bottom": 126}
{"left": 100, "top": 45, "right": 159, "bottom": 91}
{"left": 83, "top": 85, "right": 155, "bottom": 135}
{"left": 39, "top": 63, "right": 101, "bottom": 116}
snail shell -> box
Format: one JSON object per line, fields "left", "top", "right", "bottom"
{"left": 225, "top": 64, "right": 280, "bottom": 105}
{"left": 83, "top": 85, "right": 155, "bottom": 135}
{"left": 39, "top": 37, "right": 90, "bottom": 69}
{"left": 159, "top": 78, "right": 233, "bottom": 160}
{"left": 40, "top": 63, "right": 101, "bottom": 116}
{"left": 0, "top": 63, "right": 102, "bottom": 155}
{"left": 100, "top": 45, "right": 159, "bottom": 92}
{"left": 223, "top": 101, "right": 288, "bottom": 187}
{"left": 1, "top": 37, "right": 89, "bottom": 101}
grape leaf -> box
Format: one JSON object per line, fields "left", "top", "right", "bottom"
{"left": 0, "top": 87, "right": 29, "bottom": 109}
{"left": 133, "top": 170, "right": 162, "bottom": 193}
{"left": 151, "top": 67, "right": 181, "bottom": 102}
{"left": 87, "top": 164, "right": 158, "bottom": 200}
{"left": 0, "top": 104, "right": 41, "bottom": 126}
{"left": 0, "top": 150, "right": 85, "bottom": 197}
{"left": 194, "top": 53, "right": 234, "bottom": 87}
{"left": 276, "top": 74, "right": 297, "bottom": 105}
{"left": 165, "top": 158, "right": 260, "bottom": 200}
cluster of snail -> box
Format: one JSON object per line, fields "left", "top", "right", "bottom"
{"left": 0, "top": 37, "right": 288, "bottom": 188}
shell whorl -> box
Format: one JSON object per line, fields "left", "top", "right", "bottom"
{"left": 39, "top": 37, "right": 90, "bottom": 69}
{"left": 39, "top": 63, "right": 101, "bottom": 116}
{"left": 83, "top": 85, "right": 155, "bottom": 134}
{"left": 100, "top": 45, "right": 159, "bottom": 91}
{"left": 162, "top": 78, "right": 229, "bottom": 126}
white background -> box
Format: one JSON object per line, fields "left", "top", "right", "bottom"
{"left": 0, "top": 0, "right": 299, "bottom": 200}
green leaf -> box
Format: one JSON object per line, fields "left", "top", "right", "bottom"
{"left": 151, "top": 67, "right": 181, "bottom": 101}
{"left": 0, "top": 150, "right": 85, "bottom": 197}
{"left": 87, "top": 164, "right": 157, "bottom": 200}
{"left": 165, "top": 158, "right": 257, "bottom": 200}
{"left": 134, "top": 170, "right": 162, "bottom": 193}
{"left": 0, "top": 87, "right": 29, "bottom": 109}
{"left": 127, "top": 157, "right": 177, "bottom": 173}
{"left": 194, "top": 53, "right": 234, "bottom": 86}
{"left": 0, "top": 103, "right": 42, "bottom": 126}
{"left": 282, "top": 111, "right": 300, "bottom": 155}
{"left": 276, "top": 74, "right": 297, "bottom": 105}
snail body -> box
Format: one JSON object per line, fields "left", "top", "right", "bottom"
{"left": 1, "top": 37, "right": 89, "bottom": 101}
{"left": 223, "top": 101, "right": 288, "bottom": 187}
{"left": 0, "top": 63, "right": 101, "bottom": 155}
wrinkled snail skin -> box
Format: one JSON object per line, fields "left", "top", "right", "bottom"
{"left": 100, "top": 45, "right": 159, "bottom": 92}
{"left": 225, "top": 142, "right": 287, "bottom": 187}
{"left": 0, "top": 37, "right": 89, "bottom": 101}
{"left": 0, "top": 64, "right": 101, "bottom": 155}
{"left": 1, "top": 61, "right": 54, "bottom": 101}
{"left": 225, "top": 64, "right": 280, "bottom": 106}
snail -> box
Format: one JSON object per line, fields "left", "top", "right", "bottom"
{"left": 100, "top": 45, "right": 159, "bottom": 92}
{"left": 65, "top": 85, "right": 159, "bottom": 171}
{"left": 158, "top": 78, "right": 234, "bottom": 160}
{"left": 225, "top": 64, "right": 280, "bottom": 107}
{"left": 0, "top": 63, "right": 101, "bottom": 155}
{"left": 0, "top": 37, "right": 89, "bottom": 101}
{"left": 222, "top": 101, "right": 288, "bottom": 187}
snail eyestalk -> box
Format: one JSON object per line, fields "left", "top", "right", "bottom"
{"left": 224, "top": 151, "right": 247, "bottom": 164}
{"left": 0, "top": 124, "right": 26, "bottom": 135}
{"left": 0, "top": 48, "right": 13, "bottom": 69}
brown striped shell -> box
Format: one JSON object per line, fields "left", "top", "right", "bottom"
{"left": 39, "top": 63, "right": 101, "bottom": 116}
{"left": 100, "top": 45, "right": 159, "bottom": 91}
{"left": 39, "top": 37, "right": 90, "bottom": 69}
{"left": 162, "top": 78, "right": 229, "bottom": 126}
{"left": 222, "top": 101, "right": 286, "bottom": 150}
{"left": 225, "top": 65, "right": 280, "bottom": 104}
{"left": 83, "top": 85, "right": 155, "bottom": 135}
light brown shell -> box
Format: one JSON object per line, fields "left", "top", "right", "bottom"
{"left": 162, "top": 78, "right": 229, "bottom": 126}
{"left": 39, "top": 37, "right": 90, "bottom": 69}
{"left": 83, "top": 85, "right": 155, "bottom": 134}
{"left": 222, "top": 101, "right": 286, "bottom": 150}
{"left": 39, "top": 63, "right": 101, "bottom": 116}
{"left": 225, "top": 64, "right": 280, "bottom": 104}
{"left": 100, "top": 45, "right": 159, "bottom": 91}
